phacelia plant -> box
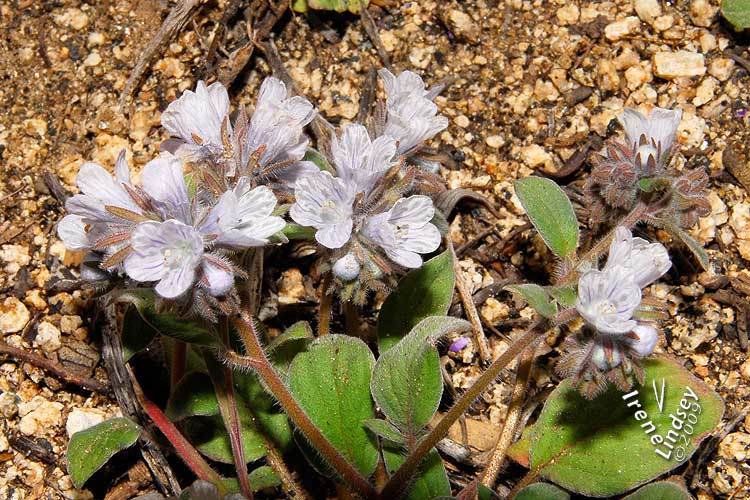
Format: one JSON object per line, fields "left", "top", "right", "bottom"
{"left": 58, "top": 72, "right": 721, "bottom": 500}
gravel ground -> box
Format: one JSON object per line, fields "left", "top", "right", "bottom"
{"left": 1, "top": 0, "right": 749, "bottom": 498}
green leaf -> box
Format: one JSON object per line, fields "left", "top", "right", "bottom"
{"left": 504, "top": 284, "right": 558, "bottom": 318}
{"left": 549, "top": 285, "right": 577, "bottom": 308}
{"left": 669, "top": 225, "right": 710, "bottom": 271}
{"left": 514, "top": 176, "right": 579, "bottom": 259}
{"left": 623, "top": 480, "right": 693, "bottom": 499}
{"left": 303, "top": 147, "right": 334, "bottom": 172}
{"left": 383, "top": 447, "right": 450, "bottom": 500}
{"left": 114, "top": 290, "right": 220, "bottom": 346}
{"left": 220, "top": 465, "right": 282, "bottom": 493}
{"left": 377, "top": 250, "right": 455, "bottom": 353}
{"left": 282, "top": 223, "right": 316, "bottom": 240}
{"left": 288, "top": 335, "right": 379, "bottom": 476}
{"left": 363, "top": 419, "right": 405, "bottom": 444}
{"left": 515, "top": 483, "right": 570, "bottom": 500}
{"left": 508, "top": 423, "right": 534, "bottom": 468}
{"left": 234, "top": 372, "right": 294, "bottom": 452}
{"left": 723, "top": 0, "right": 750, "bottom": 29}
{"left": 526, "top": 357, "right": 724, "bottom": 497}
{"left": 67, "top": 417, "right": 141, "bottom": 488}
{"left": 166, "top": 372, "right": 219, "bottom": 420}
{"left": 372, "top": 316, "right": 470, "bottom": 435}
{"left": 267, "top": 321, "right": 314, "bottom": 352}
{"left": 121, "top": 305, "right": 157, "bottom": 362}
{"left": 478, "top": 484, "right": 501, "bottom": 500}
{"left": 184, "top": 414, "right": 266, "bottom": 464}
{"left": 293, "top": 0, "right": 370, "bottom": 14}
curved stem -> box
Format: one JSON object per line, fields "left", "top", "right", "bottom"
{"left": 379, "top": 320, "right": 550, "bottom": 499}
{"left": 230, "top": 312, "right": 377, "bottom": 499}
{"left": 481, "top": 345, "right": 535, "bottom": 487}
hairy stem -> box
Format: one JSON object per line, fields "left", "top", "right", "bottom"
{"left": 203, "top": 345, "right": 253, "bottom": 499}
{"left": 318, "top": 274, "right": 333, "bottom": 336}
{"left": 379, "top": 318, "right": 554, "bottom": 498}
{"left": 230, "top": 312, "right": 377, "bottom": 499}
{"left": 142, "top": 398, "right": 227, "bottom": 495}
{"left": 262, "top": 433, "right": 311, "bottom": 500}
{"left": 481, "top": 346, "right": 535, "bottom": 487}
{"left": 170, "top": 340, "right": 187, "bottom": 391}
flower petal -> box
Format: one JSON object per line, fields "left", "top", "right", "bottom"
{"left": 57, "top": 215, "right": 91, "bottom": 251}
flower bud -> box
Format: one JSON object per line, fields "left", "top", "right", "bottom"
{"left": 332, "top": 253, "right": 360, "bottom": 281}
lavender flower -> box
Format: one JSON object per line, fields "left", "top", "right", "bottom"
{"left": 604, "top": 226, "right": 671, "bottom": 289}
{"left": 362, "top": 195, "right": 441, "bottom": 269}
{"left": 161, "top": 81, "right": 230, "bottom": 161}
{"left": 618, "top": 107, "right": 682, "bottom": 168}
{"left": 332, "top": 123, "right": 397, "bottom": 195}
{"left": 289, "top": 171, "right": 355, "bottom": 249}
{"left": 379, "top": 69, "right": 448, "bottom": 160}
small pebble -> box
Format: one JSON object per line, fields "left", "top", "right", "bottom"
{"left": 0, "top": 297, "right": 30, "bottom": 334}
{"left": 35, "top": 322, "right": 61, "bottom": 353}
{"left": 653, "top": 51, "right": 706, "bottom": 79}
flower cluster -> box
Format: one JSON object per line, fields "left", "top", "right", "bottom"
{"left": 557, "top": 226, "right": 671, "bottom": 398}
{"left": 585, "top": 107, "right": 709, "bottom": 228}
{"left": 57, "top": 69, "right": 449, "bottom": 312}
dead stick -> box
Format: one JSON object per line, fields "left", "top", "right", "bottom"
{"left": 449, "top": 238, "right": 491, "bottom": 361}
{"left": 360, "top": 6, "right": 391, "bottom": 69}
{"left": 0, "top": 341, "right": 112, "bottom": 396}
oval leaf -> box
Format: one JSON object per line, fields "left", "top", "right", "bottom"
{"left": 377, "top": 250, "right": 455, "bottom": 353}
{"left": 184, "top": 414, "right": 267, "bottom": 464}
{"left": 514, "top": 176, "right": 579, "bottom": 259}
{"left": 363, "top": 418, "right": 405, "bottom": 444}
{"left": 372, "top": 316, "right": 470, "bottom": 435}
{"left": 527, "top": 357, "right": 723, "bottom": 497}
{"left": 167, "top": 372, "right": 219, "bottom": 420}
{"left": 723, "top": 0, "right": 750, "bottom": 29}
{"left": 516, "top": 483, "right": 570, "bottom": 500}
{"left": 288, "top": 335, "right": 379, "bottom": 477}
{"left": 505, "top": 284, "right": 558, "bottom": 319}
{"left": 624, "top": 480, "right": 693, "bottom": 499}
{"left": 67, "top": 417, "right": 141, "bottom": 488}
{"left": 115, "top": 290, "right": 220, "bottom": 346}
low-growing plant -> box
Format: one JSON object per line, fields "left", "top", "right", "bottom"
{"left": 59, "top": 69, "right": 723, "bottom": 499}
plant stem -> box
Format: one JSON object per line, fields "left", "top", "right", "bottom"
{"left": 379, "top": 319, "right": 551, "bottom": 499}
{"left": 230, "top": 312, "right": 377, "bottom": 499}
{"left": 171, "top": 340, "right": 187, "bottom": 390}
{"left": 205, "top": 320, "right": 253, "bottom": 499}
{"left": 261, "top": 433, "right": 311, "bottom": 500}
{"left": 142, "top": 398, "right": 228, "bottom": 495}
{"left": 318, "top": 274, "right": 333, "bottom": 336}
{"left": 480, "top": 345, "right": 535, "bottom": 488}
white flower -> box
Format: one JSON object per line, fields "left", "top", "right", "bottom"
{"left": 290, "top": 171, "right": 355, "bottom": 249}
{"left": 125, "top": 220, "right": 206, "bottom": 298}
{"left": 379, "top": 69, "right": 448, "bottom": 156}
{"left": 208, "top": 179, "right": 286, "bottom": 247}
{"left": 161, "top": 81, "right": 230, "bottom": 161}
{"left": 331, "top": 124, "right": 396, "bottom": 195}
{"left": 618, "top": 107, "right": 682, "bottom": 166}
{"left": 576, "top": 265, "right": 641, "bottom": 335}
{"left": 362, "top": 195, "right": 441, "bottom": 268}
{"left": 243, "top": 77, "right": 318, "bottom": 185}
{"left": 625, "top": 324, "right": 659, "bottom": 357}
{"left": 139, "top": 153, "right": 193, "bottom": 224}
{"left": 605, "top": 226, "right": 671, "bottom": 289}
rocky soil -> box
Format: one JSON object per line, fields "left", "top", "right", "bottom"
{"left": 1, "top": 0, "right": 749, "bottom": 498}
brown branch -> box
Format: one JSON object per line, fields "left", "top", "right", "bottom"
{"left": 120, "top": 0, "right": 204, "bottom": 107}
{"left": 449, "top": 238, "right": 491, "bottom": 361}
{"left": 360, "top": 6, "right": 391, "bottom": 70}
{"left": 0, "top": 341, "right": 111, "bottom": 396}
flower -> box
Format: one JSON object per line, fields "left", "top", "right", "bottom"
{"left": 331, "top": 123, "right": 396, "bottom": 195}
{"left": 289, "top": 171, "right": 355, "bottom": 249}
{"left": 618, "top": 107, "right": 682, "bottom": 168}
{"left": 576, "top": 265, "right": 641, "bottom": 335}
{"left": 605, "top": 226, "right": 671, "bottom": 289}
{"left": 379, "top": 69, "right": 448, "bottom": 157}
{"left": 332, "top": 253, "right": 361, "bottom": 281}
{"left": 161, "top": 81, "right": 230, "bottom": 161}
{"left": 240, "top": 77, "right": 318, "bottom": 185}
{"left": 362, "top": 195, "right": 441, "bottom": 268}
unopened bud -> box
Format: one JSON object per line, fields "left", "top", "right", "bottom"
{"left": 332, "top": 253, "right": 360, "bottom": 281}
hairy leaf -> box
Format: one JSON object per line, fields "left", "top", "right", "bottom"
{"left": 526, "top": 357, "right": 723, "bottom": 496}
{"left": 292, "top": 0, "right": 370, "bottom": 14}
{"left": 377, "top": 250, "right": 455, "bottom": 353}
{"left": 723, "top": 0, "right": 750, "bottom": 29}
{"left": 516, "top": 483, "right": 570, "bottom": 500}
{"left": 67, "top": 417, "right": 141, "bottom": 488}
{"left": 288, "top": 335, "right": 379, "bottom": 476}
{"left": 121, "top": 305, "right": 157, "bottom": 362}
{"left": 363, "top": 419, "right": 405, "bottom": 445}
{"left": 505, "top": 284, "right": 558, "bottom": 318}
{"left": 514, "top": 176, "right": 579, "bottom": 259}
{"left": 372, "top": 317, "right": 470, "bottom": 436}
{"left": 623, "top": 480, "right": 692, "bottom": 499}
{"left": 383, "top": 447, "right": 450, "bottom": 500}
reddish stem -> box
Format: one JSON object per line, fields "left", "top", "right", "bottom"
{"left": 142, "top": 398, "right": 227, "bottom": 495}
